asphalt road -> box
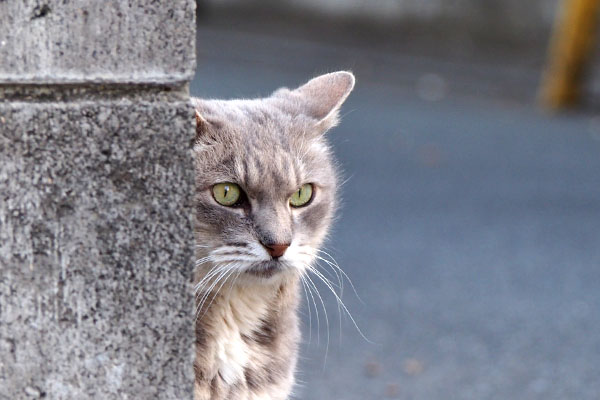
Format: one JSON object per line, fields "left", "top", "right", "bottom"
{"left": 191, "top": 18, "right": 600, "bottom": 400}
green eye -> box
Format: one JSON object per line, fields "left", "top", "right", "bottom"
{"left": 212, "top": 182, "right": 241, "bottom": 206}
{"left": 290, "top": 183, "right": 314, "bottom": 208}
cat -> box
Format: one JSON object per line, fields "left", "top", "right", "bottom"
{"left": 192, "top": 71, "right": 355, "bottom": 400}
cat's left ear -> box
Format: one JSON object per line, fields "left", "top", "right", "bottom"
{"left": 273, "top": 71, "right": 355, "bottom": 131}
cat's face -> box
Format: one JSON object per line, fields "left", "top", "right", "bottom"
{"left": 193, "top": 72, "right": 354, "bottom": 285}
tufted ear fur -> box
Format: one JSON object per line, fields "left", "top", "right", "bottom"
{"left": 272, "top": 71, "right": 355, "bottom": 131}
{"left": 193, "top": 100, "right": 223, "bottom": 144}
{"left": 195, "top": 110, "right": 209, "bottom": 139}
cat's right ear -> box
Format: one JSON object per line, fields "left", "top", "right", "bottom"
{"left": 195, "top": 110, "right": 209, "bottom": 140}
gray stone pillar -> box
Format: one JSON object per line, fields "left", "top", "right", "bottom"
{"left": 0, "top": 1, "right": 196, "bottom": 398}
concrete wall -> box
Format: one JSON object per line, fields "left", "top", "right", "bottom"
{"left": 0, "top": 1, "right": 196, "bottom": 399}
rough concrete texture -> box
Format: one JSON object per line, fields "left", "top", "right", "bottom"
{"left": 0, "top": 101, "right": 195, "bottom": 399}
{"left": 0, "top": 0, "right": 196, "bottom": 83}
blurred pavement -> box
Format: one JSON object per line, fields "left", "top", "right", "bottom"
{"left": 191, "top": 15, "right": 600, "bottom": 400}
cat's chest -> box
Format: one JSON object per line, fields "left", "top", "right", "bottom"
{"left": 212, "top": 289, "right": 273, "bottom": 386}
{"left": 213, "top": 322, "right": 250, "bottom": 385}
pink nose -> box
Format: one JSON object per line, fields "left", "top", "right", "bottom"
{"left": 264, "top": 243, "right": 290, "bottom": 259}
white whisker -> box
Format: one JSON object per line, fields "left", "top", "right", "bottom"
{"left": 195, "top": 256, "right": 212, "bottom": 266}
{"left": 198, "top": 266, "right": 238, "bottom": 321}
{"left": 310, "top": 261, "right": 343, "bottom": 338}
{"left": 299, "top": 276, "right": 313, "bottom": 345}
{"left": 314, "top": 251, "right": 344, "bottom": 295}
{"left": 302, "top": 274, "right": 320, "bottom": 345}
{"left": 224, "top": 269, "right": 243, "bottom": 301}
{"left": 306, "top": 265, "right": 373, "bottom": 344}
{"left": 304, "top": 273, "right": 330, "bottom": 366}
{"left": 194, "top": 264, "right": 228, "bottom": 295}
{"left": 315, "top": 249, "right": 364, "bottom": 304}
{"left": 195, "top": 265, "right": 234, "bottom": 322}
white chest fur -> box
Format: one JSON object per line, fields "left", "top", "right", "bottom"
{"left": 211, "top": 285, "right": 273, "bottom": 385}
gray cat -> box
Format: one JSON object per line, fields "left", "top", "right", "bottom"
{"left": 192, "top": 71, "right": 355, "bottom": 400}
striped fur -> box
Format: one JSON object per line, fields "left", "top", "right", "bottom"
{"left": 192, "top": 72, "right": 355, "bottom": 400}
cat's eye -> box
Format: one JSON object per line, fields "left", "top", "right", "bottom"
{"left": 290, "top": 183, "right": 314, "bottom": 208}
{"left": 212, "top": 182, "right": 242, "bottom": 207}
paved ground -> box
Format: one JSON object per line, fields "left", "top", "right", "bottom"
{"left": 191, "top": 15, "right": 600, "bottom": 400}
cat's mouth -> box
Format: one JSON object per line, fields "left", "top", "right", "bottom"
{"left": 246, "top": 260, "right": 288, "bottom": 278}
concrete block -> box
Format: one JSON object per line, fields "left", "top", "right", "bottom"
{"left": 0, "top": 0, "right": 196, "bottom": 84}
{"left": 0, "top": 101, "right": 195, "bottom": 399}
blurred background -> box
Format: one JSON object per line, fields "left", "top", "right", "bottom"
{"left": 190, "top": 1, "right": 600, "bottom": 398}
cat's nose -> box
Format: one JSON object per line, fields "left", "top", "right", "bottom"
{"left": 263, "top": 243, "right": 290, "bottom": 259}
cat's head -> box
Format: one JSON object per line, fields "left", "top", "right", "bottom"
{"left": 193, "top": 71, "right": 354, "bottom": 285}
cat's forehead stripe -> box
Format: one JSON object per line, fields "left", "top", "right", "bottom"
{"left": 238, "top": 150, "right": 302, "bottom": 196}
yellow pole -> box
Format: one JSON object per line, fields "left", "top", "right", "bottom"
{"left": 539, "top": 0, "right": 600, "bottom": 109}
